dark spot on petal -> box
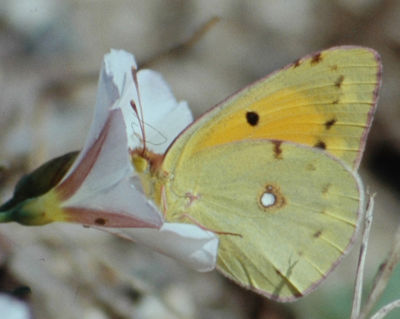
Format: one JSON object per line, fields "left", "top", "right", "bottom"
{"left": 95, "top": 218, "right": 106, "bottom": 225}
{"left": 314, "top": 141, "right": 326, "bottom": 150}
{"left": 298, "top": 251, "right": 303, "bottom": 256}
{"left": 311, "top": 52, "right": 322, "bottom": 65}
{"left": 335, "top": 75, "right": 345, "bottom": 88}
{"left": 330, "top": 64, "right": 338, "bottom": 71}
{"left": 325, "top": 118, "right": 337, "bottom": 130}
{"left": 333, "top": 98, "right": 339, "bottom": 104}
{"left": 313, "top": 230, "right": 322, "bottom": 238}
{"left": 246, "top": 111, "right": 259, "bottom": 126}
{"left": 273, "top": 141, "right": 283, "bottom": 159}
{"left": 293, "top": 58, "right": 301, "bottom": 68}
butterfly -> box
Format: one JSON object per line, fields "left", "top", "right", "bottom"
{"left": 131, "top": 46, "right": 382, "bottom": 301}
{"left": 0, "top": 46, "right": 381, "bottom": 302}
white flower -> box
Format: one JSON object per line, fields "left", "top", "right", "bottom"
{"left": 95, "top": 50, "right": 219, "bottom": 272}
{"left": 1, "top": 50, "right": 218, "bottom": 272}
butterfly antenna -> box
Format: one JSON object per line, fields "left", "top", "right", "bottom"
{"left": 130, "top": 66, "right": 147, "bottom": 155}
{"left": 140, "top": 121, "right": 168, "bottom": 147}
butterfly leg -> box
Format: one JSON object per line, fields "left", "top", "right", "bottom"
{"left": 160, "top": 185, "right": 168, "bottom": 217}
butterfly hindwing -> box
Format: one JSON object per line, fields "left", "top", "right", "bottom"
{"left": 164, "top": 140, "right": 363, "bottom": 301}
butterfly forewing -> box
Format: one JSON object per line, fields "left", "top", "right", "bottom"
{"left": 164, "top": 46, "right": 381, "bottom": 171}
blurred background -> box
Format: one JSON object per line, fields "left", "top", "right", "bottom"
{"left": 0, "top": 0, "right": 400, "bottom": 318}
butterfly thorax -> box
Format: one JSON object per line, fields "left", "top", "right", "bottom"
{"left": 130, "top": 147, "right": 196, "bottom": 222}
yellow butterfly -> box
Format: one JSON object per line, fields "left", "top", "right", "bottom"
{"left": 135, "top": 46, "right": 382, "bottom": 301}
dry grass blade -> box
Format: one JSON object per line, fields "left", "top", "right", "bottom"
{"left": 351, "top": 194, "right": 375, "bottom": 319}
{"left": 370, "top": 299, "right": 400, "bottom": 319}
{"left": 359, "top": 213, "right": 400, "bottom": 318}
{"left": 140, "top": 16, "right": 220, "bottom": 68}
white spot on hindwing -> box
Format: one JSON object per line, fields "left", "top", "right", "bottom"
{"left": 259, "top": 184, "right": 286, "bottom": 212}
{"left": 261, "top": 192, "right": 276, "bottom": 207}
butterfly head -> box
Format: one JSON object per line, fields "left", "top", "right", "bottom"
{"left": 130, "top": 148, "right": 163, "bottom": 175}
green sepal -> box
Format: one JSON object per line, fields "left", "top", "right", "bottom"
{"left": 0, "top": 151, "right": 79, "bottom": 213}
{"left": 0, "top": 199, "right": 50, "bottom": 225}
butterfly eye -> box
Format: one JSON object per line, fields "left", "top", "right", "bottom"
{"left": 131, "top": 153, "right": 148, "bottom": 172}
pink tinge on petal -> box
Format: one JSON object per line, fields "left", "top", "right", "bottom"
{"left": 58, "top": 107, "right": 163, "bottom": 229}
{"left": 60, "top": 51, "right": 133, "bottom": 183}
{"left": 63, "top": 207, "right": 158, "bottom": 228}
{"left": 63, "top": 175, "right": 164, "bottom": 229}
{"left": 55, "top": 113, "right": 114, "bottom": 201}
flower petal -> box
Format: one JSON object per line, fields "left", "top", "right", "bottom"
{"left": 58, "top": 108, "right": 163, "bottom": 228}
{"left": 62, "top": 176, "right": 163, "bottom": 228}
{"left": 112, "top": 223, "right": 219, "bottom": 272}
{"left": 114, "top": 57, "right": 193, "bottom": 152}
{"left": 61, "top": 49, "right": 134, "bottom": 182}
{"left": 75, "top": 49, "right": 192, "bottom": 155}
{"left": 132, "top": 70, "right": 193, "bottom": 153}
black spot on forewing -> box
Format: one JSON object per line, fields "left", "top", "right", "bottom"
{"left": 293, "top": 58, "right": 301, "bottom": 68}
{"left": 314, "top": 141, "right": 326, "bottom": 150}
{"left": 246, "top": 111, "right": 259, "bottom": 126}
{"left": 325, "top": 118, "right": 337, "bottom": 130}
{"left": 311, "top": 52, "right": 322, "bottom": 65}
{"left": 335, "top": 75, "right": 345, "bottom": 88}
